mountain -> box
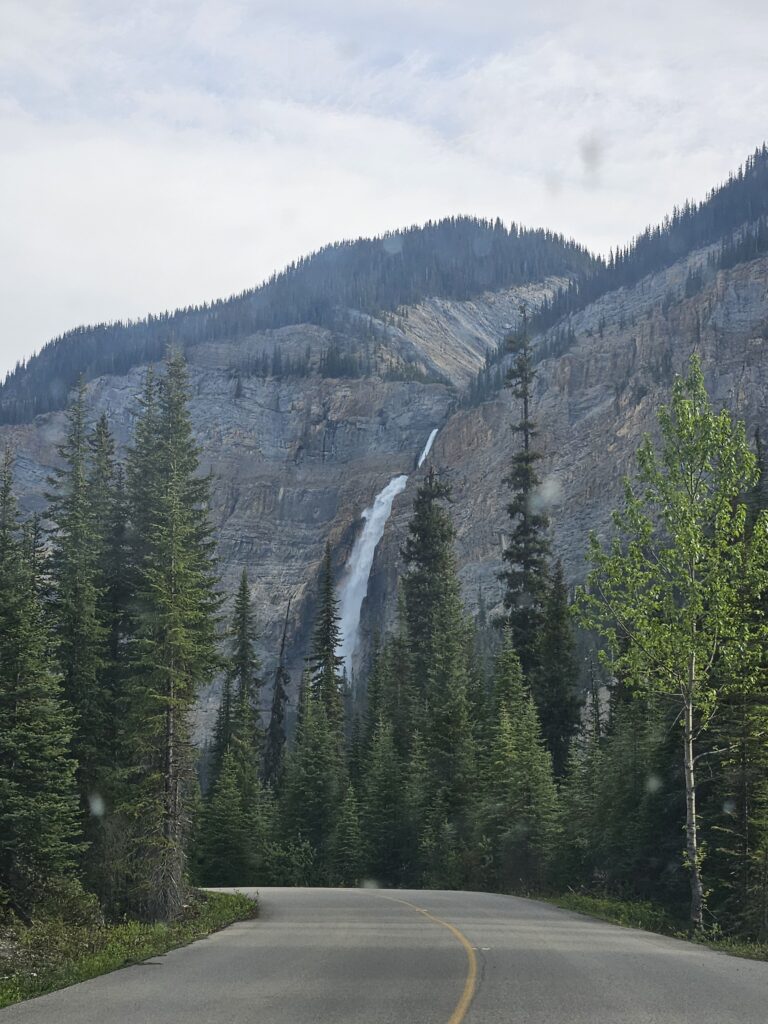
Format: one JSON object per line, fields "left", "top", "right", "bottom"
{"left": 0, "top": 217, "right": 595, "bottom": 425}
{"left": 2, "top": 148, "right": 767, "bottom": 733}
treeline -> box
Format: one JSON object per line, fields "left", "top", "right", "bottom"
{"left": 0, "top": 217, "right": 594, "bottom": 425}
{"left": 1, "top": 352, "right": 221, "bottom": 922}
{"left": 533, "top": 144, "right": 768, "bottom": 333}
{"left": 196, "top": 338, "right": 768, "bottom": 941}
{"left": 4, "top": 342, "right": 768, "bottom": 945}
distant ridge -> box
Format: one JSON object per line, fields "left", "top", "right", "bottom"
{"left": 0, "top": 217, "right": 594, "bottom": 425}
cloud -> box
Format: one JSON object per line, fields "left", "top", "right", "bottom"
{"left": 1, "top": 0, "right": 768, "bottom": 376}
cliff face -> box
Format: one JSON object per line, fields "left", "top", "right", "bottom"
{"left": 3, "top": 254, "right": 767, "bottom": 732}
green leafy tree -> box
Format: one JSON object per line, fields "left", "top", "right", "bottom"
{"left": 0, "top": 450, "right": 81, "bottom": 910}
{"left": 579, "top": 356, "right": 768, "bottom": 930}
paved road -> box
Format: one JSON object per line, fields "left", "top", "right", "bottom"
{"left": 3, "top": 887, "right": 767, "bottom": 1023}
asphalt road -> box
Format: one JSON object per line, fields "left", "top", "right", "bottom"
{"left": 3, "top": 887, "right": 767, "bottom": 1023}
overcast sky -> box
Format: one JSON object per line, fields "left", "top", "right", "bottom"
{"left": 1, "top": 0, "right": 767, "bottom": 378}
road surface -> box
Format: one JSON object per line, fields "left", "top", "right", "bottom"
{"left": 3, "top": 887, "right": 766, "bottom": 1022}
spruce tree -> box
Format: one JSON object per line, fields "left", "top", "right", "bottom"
{"left": 0, "top": 450, "right": 81, "bottom": 908}
{"left": 263, "top": 597, "right": 292, "bottom": 789}
{"left": 401, "top": 470, "right": 475, "bottom": 879}
{"left": 120, "top": 351, "right": 220, "bottom": 921}
{"left": 210, "top": 570, "right": 262, "bottom": 787}
{"left": 533, "top": 562, "right": 582, "bottom": 777}
{"left": 47, "top": 380, "right": 107, "bottom": 805}
{"left": 279, "top": 693, "right": 344, "bottom": 882}
{"left": 359, "top": 718, "right": 405, "bottom": 885}
{"left": 480, "top": 631, "right": 557, "bottom": 890}
{"left": 330, "top": 784, "right": 363, "bottom": 885}
{"left": 499, "top": 307, "right": 551, "bottom": 677}
{"left": 307, "top": 543, "right": 345, "bottom": 724}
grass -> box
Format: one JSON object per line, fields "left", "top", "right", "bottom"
{"left": 0, "top": 889, "right": 257, "bottom": 1009}
{"left": 544, "top": 892, "right": 768, "bottom": 962}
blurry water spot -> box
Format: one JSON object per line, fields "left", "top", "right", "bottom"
{"left": 360, "top": 878, "right": 381, "bottom": 889}
{"left": 530, "top": 475, "right": 563, "bottom": 512}
{"left": 645, "top": 774, "right": 662, "bottom": 794}
{"left": 579, "top": 133, "right": 603, "bottom": 184}
{"left": 722, "top": 798, "right": 737, "bottom": 817}
{"left": 89, "top": 792, "right": 106, "bottom": 818}
{"left": 383, "top": 234, "right": 403, "bottom": 256}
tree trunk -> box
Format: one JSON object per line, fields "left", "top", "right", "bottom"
{"left": 683, "top": 696, "right": 704, "bottom": 930}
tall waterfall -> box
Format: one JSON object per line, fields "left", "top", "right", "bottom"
{"left": 337, "top": 429, "right": 438, "bottom": 675}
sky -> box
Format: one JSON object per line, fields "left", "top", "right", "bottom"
{"left": 1, "top": 0, "right": 768, "bottom": 378}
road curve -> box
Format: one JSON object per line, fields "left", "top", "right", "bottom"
{"left": 3, "top": 887, "right": 766, "bottom": 1023}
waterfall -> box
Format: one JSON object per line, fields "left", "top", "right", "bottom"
{"left": 418, "top": 428, "right": 438, "bottom": 467}
{"left": 337, "top": 429, "right": 438, "bottom": 675}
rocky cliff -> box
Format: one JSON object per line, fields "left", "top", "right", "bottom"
{"left": 3, "top": 250, "right": 767, "bottom": 734}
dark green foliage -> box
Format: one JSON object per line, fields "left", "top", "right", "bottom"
{"left": 278, "top": 691, "right": 345, "bottom": 881}
{"left": 359, "top": 719, "right": 405, "bottom": 885}
{"left": 47, "top": 381, "right": 108, "bottom": 806}
{"left": 0, "top": 451, "right": 81, "bottom": 909}
{"left": 119, "top": 351, "right": 221, "bottom": 921}
{"left": 307, "top": 544, "right": 345, "bottom": 723}
{"left": 330, "top": 785, "right": 363, "bottom": 886}
{"left": 533, "top": 563, "right": 582, "bottom": 778}
{"left": 499, "top": 311, "right": 551, "bottom": 678}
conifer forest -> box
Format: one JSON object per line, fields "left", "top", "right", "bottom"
{"left": 3, "top": 331, "right": 768, "bottom": 952}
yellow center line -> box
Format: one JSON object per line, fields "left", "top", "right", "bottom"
{"left": 375, "top": 894, "right": 478, "bottom": 1024}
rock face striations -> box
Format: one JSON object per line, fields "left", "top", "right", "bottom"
{"left": 3, "top": 220, "right": 768, "bottom": 735}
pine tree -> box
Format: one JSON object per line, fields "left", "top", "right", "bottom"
{"left": 307, "top": 543, "right": 345, "bottom": 724}
{"left": 120, "top": 351, "right": 220, "bottom": 921}
{"left": 480, "top": 630, "right": 557, "bottom": 890}
{"left": 47, "top": 380, "right": 107, "bottom": 805}
{"left": 401, "top": 470, "right": 475, "bottom": 880}
{"left": 359, "top": 718, "right": 405, "bottom": 885}
{"left": 210, "top": 570, "right": 262, "bottom": 787}
{"left": 0, "top": 450, "right": 81, "bottom": 909}
{"left": 197, "top": 751, "right": 250, "bottom": 885}
{"left": 279, "top": 689, "right": 345, "bottom": 881}
{"left": 533, "top": 562, "right": 582, "bottom": 778}
{"left": 402, "top": 468, "right": 456, "bottom": 698}
{"left": 499, "top": 307, "right": 551, "bottom": 677}
{"left": 330, "top": 784, "right": 363, "bottom": 885}
{"left": 263, "top": 597, "right": 292, "bottom": 789}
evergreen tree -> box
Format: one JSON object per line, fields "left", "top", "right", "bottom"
{"left": 480, "top": 630, "right": 557, "bottom": 890}
{"left": 330, "top": 784, "right": 363, "bottom": 886}
{"left": 47, "top": 380, "right": 108, "bottom": 805}
{"left": 402, "top": 468, "right": 456, "bottom": 698}
{"left": 211, "top": 570, "right": 262, "bottom": 787}
{"left": 196, "top": 751, "right": 251, "bottom": 886}
{"left": 307, "top": 543, "right": 345, "bottom": 724}
{"left": 120, "top": 351, "right": 220, "bottom": 921}
{"left": 263, "top": 597, "right": 292, "bottom": 789}
{"left": 359, "top": 718, "right": 405, "bottom": 885}
{"left": 0, "top": 450, "right": 81, "bottom": 909}
{"left": 279, "top": 690, "right": 345, "bottom": 881}
{"left": 533, "top": 562, "right": 582, "bottom": 777}
{"left": 499, "top": 308, "right": 551, "bottom": 678}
